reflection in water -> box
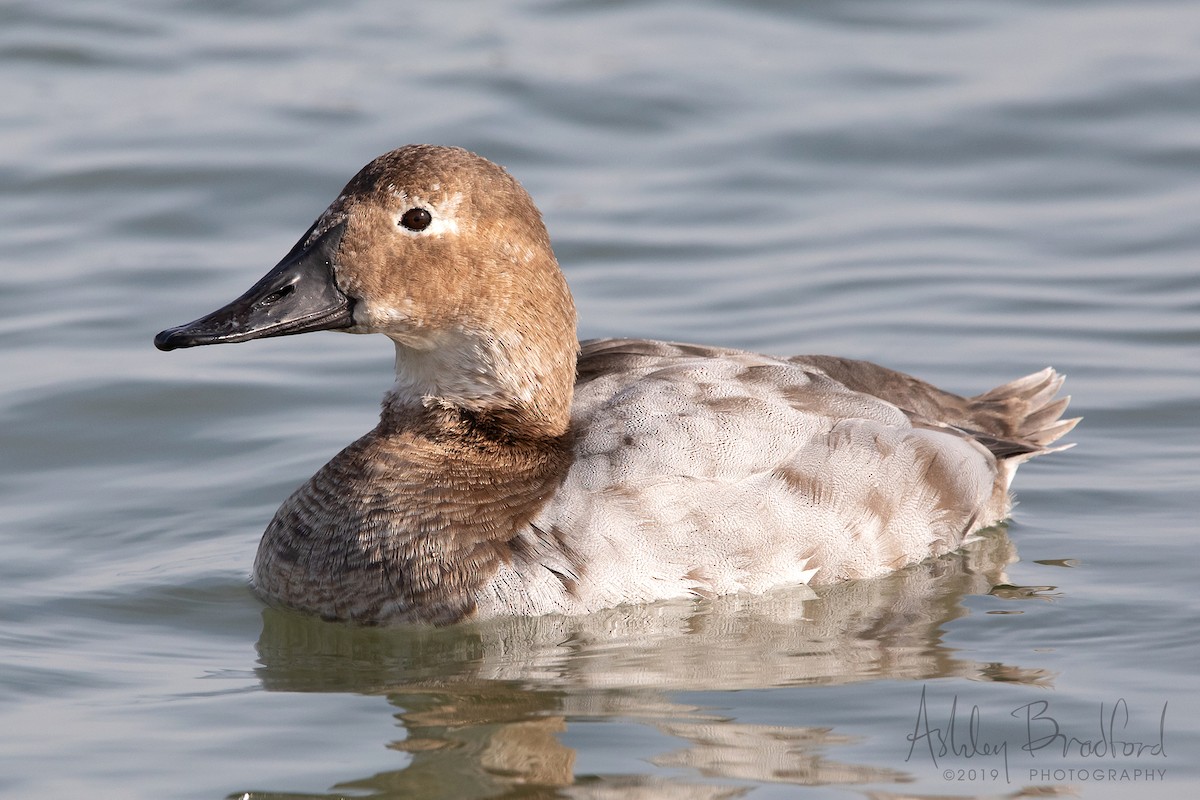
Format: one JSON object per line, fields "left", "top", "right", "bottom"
{"left": 242, "top": 528, "right": 1063, "bottom": 799}
{"left": 651, "top": 719, "right": 910, "bottom": 786}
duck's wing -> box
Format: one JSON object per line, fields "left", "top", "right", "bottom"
{"left": 580, "top": 338, "right": 1076, "bottom": 449}
{"left": 787, "top": 354, "right": 1079, "bottom": 450}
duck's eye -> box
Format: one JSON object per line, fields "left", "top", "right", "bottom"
{"left": 399, "top": 208, "right": 432, "bottom": 232}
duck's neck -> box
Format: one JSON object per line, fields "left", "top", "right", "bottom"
{"left": 387, "top": 321, "right": 578, "bottom": 440}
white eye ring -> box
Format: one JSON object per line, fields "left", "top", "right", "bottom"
{"left": 390, "top": 191, "right": 462, "bottom": 237}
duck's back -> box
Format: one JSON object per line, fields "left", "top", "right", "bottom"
{"left": 477, "top": 339, "right": 1076, "bottom": 617}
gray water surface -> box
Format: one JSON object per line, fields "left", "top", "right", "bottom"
{"left": 2, "top": 1, "right": 1198, "bottom": 798}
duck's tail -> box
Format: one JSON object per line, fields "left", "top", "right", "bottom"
{"left": 971, "top": 367, "right": 1080, "bottom": 455}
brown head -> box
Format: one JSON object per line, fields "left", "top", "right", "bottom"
{"left": 156, "top": 145, "right": 579, "bottom": 437}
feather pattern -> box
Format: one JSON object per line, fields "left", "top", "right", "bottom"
{"left": 477, "top": 340, "right": 1077, "bottom": 617}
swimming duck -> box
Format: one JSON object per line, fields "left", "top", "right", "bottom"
{"left": 156, "top": 145, "right": 1078, "bottom": 625}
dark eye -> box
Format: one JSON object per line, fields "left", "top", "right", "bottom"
{"left": 399, "top": 208, "right": 432, "bottom": 231}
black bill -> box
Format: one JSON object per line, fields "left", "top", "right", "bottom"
{"left": 154, "top": 220, "right": 353, "bottom": 352}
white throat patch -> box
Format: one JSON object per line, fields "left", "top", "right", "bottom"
{"left": 388, "top": 329, "right": 536, "bottom": 411}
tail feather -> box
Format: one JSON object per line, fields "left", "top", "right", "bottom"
{"left": 972, "top": 368, "right": 1080, "bottom": 456}
{"left": 1021, "top": 397, "right": 1073, "bottom": 442}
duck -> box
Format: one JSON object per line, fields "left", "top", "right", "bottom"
{"left": 155, "top": 144, "right": 1078, "bottom": 625}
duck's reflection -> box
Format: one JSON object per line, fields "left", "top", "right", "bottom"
{"left": 246, "top": 528, "right": 1064, "bottom": 799}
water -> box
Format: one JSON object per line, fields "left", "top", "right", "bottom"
{"left": 2, "top": 0, "right": 1198, "bottom": 797}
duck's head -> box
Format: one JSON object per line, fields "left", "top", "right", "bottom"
{"left": 156, "top": 145, "right": 579, "bottom": 436}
